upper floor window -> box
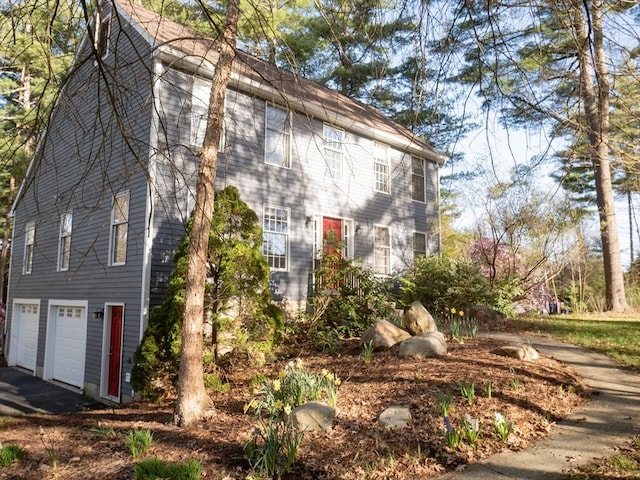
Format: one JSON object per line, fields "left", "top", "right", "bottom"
{"left": 374, "top": 142, "right": 390, "bottom": 193}
{"left": 265, "top": 104, "right": 291, "bottom": 168}
{"left": 94, "top": 8, "right": 111, "bottom": 59}
{"left": 23, "top": 222, "right": 35, "bottom": 274}
{"left": 411, "top": 156, "right": 426, "bottom": 203}
{"left": 323, "top": 125, "right": 344, "bottom": 180}
{"left": 191, "top": 77, "right": 225, "bottom": 151}
{"left": 374, "top": 225, "right": 390, "bottom": 275}
{"left": 191, "top": 77, "right": 211, "bottom": 147}
{"left": 58, "top": 212, "right": 73, "bottom": 271}
{"left": 413, "top": 232, "right": 426, "bottom": 262}
{"left": 110, "top": 191, "right": 129, "bottom": 266}
{"left": 262, "top": 206, "right": 289, "bottom": 271}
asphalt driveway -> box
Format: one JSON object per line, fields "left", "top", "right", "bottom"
{"left": 0, "top": 367, "right": 101, "bottom": 415}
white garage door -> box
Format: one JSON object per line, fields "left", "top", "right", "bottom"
{"left": 11, "top": 304, "right": 39, "bottom": 372}
{"left": 51, "top": 306, "right": 87, "bottom": 388}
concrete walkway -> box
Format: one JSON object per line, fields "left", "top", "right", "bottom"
{"left": 436, "top": 333, "right": 640, "bottom": 479}
{"left": 0, "top": 367, "right": 101, "bottom": 415}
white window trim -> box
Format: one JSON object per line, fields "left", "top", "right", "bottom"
{"left": 57, "top": 211, "right": 73, "bottom": 272}
{"left": 374, "top": 224, "right": 391, "bottom": 276}
{"left": 109, "top": 191, "right": 129, "bottom": 266}
{"left": 264, "top": 103, "right": 292, "bottom": 168}
{"left": 373, "top": 141, "right": 390, "bottom": 194}
{"left": 262, "top": 205, "right": 290, "bottom": 272}
{"left": 323, "top": 124, "right": 344, "bottom": 181}
{"left": 23, "top": 222, "right": 35, "bottom": 275}
{"left": 411, "top": 156, "right": 426, "bottom": 203}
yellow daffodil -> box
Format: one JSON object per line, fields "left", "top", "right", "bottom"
{"left": 242, "top": 403, "right": 250, "bottom": 413}
{"left": 459, "top": 310, "right": 464, "bottom": 317}
{"left": 334, "top": 378, "right": 342, "bottom": 387}
{"left": 284, "top": 404, "right": 292, "bottom": 415}
{"left": 272, "top": 379, "right": 281, "bottom": 392}
{"left": 278, "top": 370, "right": 286, "bottom": 379}
{"left": 450, "top": 307, "right": 457, "bottom": 314}
{"left": 275, "top": 399, "right": 284, "bottom": 409}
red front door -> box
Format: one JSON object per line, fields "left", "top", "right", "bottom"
{"left": 322, "top": 217, "right": 343, "bottom": 257}
{"left": 108, "top": 306, "right": 123, "bottom": 397}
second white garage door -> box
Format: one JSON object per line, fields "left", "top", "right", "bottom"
{"left": 48, "top": 305, "right": 87, "bottom": 388}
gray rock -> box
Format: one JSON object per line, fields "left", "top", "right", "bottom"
{"left": 378, "top": 406, "right": 412, "bottom": 429}
{"left": 470, "top": 305, "right": 507, "bottom": 324}
{"left": 495, "top": 343, "right": 539, "bottom": 361}
{"left": 361, "top": 319, "right": 411, "bottom": 349}
{"left": 398, "top": 332, "right": 447, "bottom": 359}
{"left": 403, "top": 301, "right": 438, "bottom": 335}
{"left": 290, "top": 401, "right": 338, "bottom": 431}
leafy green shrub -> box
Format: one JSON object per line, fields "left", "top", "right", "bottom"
{"left": 399, "top": 255, "right": 497, "bottom": 313}
{"left": 134, "top": 457, "right": 202, "bottom": 480}
{"left": 311, "top": 251, "right": 396, "bottom": 346}
{"left": 204, "top": 372, "right": 230, "bottom": 392}
{"left": 125, "top": 429, "right": 153, "bottom": 458}
{"left": 0, "top": 444, "right": 24, "bottom": 466}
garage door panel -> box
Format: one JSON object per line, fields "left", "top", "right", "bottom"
{"left": 13, "top": 304, "right": 39, "bottom": 372}
{"left": 51, "top": 306, "right": 86, "bottom": 388}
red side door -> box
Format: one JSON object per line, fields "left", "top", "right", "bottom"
{"left": 108, "top": 306, "right": 123, "bottom": 397}
{"left": 321, "top": 217, "right": 343, "bottom": 289}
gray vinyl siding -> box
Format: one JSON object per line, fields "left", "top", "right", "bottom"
{"left": 148, "top": 69, "right": 441, "bottom": 304}
{"left": 7, "top": 10, "right": 155, "bottom": 397}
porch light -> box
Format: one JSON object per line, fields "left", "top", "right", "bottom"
{"left": 93, "top": 308, "right": 104, "bottom": 320}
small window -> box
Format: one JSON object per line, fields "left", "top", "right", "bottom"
{"left": 323, "top": 125, "right": 344, "bottom": 180}
{"left": 413, "top": 232, "right": 426, "bottom": 261}
{"left": 265, "top": 104, "right": 291, "bottom": 167}
{"left": 374, "top": 226, "right": 390, "bottom": 275}
{"left": 110, "top": 191, "right": 129, "bottom": 266}
{"left": 374, "top": 142, "right": 390, "bottom": 193}
{"left": 58, "top": 211, "right": 73, "bottom": 271}
{"left": 411, "top": 156, "right": 426, "bottom": 203}
{"left": 262, "top": 206, "right": 289, "bottom": 270}
{"left": 94, "top": 9, "right": 111, "bottom": 59}
{"left": 23, "top": 222, "right": 35, "bottom": 274}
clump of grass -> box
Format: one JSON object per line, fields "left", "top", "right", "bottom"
{"left": 459, "top": 382, "right": 475, "bottom": 406}
{"left": 360, "top": 341, "right": 374, "bottom": 364}
{"left": 134, "top": 457, "right": 202, "bottom": 480}
{"left": 0, "top": 444, "right": 24, "bottom": 466}
{"left": 125, "top": 429, "right": 153, "bottom": 458}
{"left": 204, "top": 372, "right": 230, "bottom": 393}
{"left": 90, "top": 422, "right": 116, "bottom": 438}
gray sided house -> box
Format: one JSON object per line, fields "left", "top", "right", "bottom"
{"left": 5, "top": 0, "right": 445, "bottom": 403}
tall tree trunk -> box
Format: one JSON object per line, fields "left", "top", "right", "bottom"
{"left": 569, "top": 0, "right": 627, "bottom": 311}
{"left": 174, "top": 0, "right": 240, "bottom": 427}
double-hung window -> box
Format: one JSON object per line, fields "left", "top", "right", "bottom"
{"left": 58, "top": 212, "right": 73, "bottom": 271}
{"left": 23, "top": 222, "right": 35, "bottom": 274}
{"left": 411, "top": 156, "right": 426, "bottom": 202}
{"left": 374, "top": 226, "right": 390, "bottom": 275}
{"left": 265, "top": 104, "right": 291, "bottom": 168}
{"left": 262, "top": 206, "right": 289, "bottom": 270}
{"left": 110, "top": 191, "right": 129, "bottom": 266}
{"left": 323, "top": 125, "right": 344, "bottom": 180}
{"left": 374, "top": 142, "right": 390, "bottom": 193}
{"left": 413, "top": 232, "right": 427, "bottom": 262}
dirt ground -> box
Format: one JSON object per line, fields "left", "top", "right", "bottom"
{"left": 0, "top": 332, "right": 588, "bottom": 480}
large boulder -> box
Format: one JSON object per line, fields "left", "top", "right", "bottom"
{"left": 361, "top": 319, "right": 411, "bottom": 349}
{"left": 398, "top": 332, "right": 447, "bottom": 359}
{"left": 290, "top": 401, "right": 338, "bottom": 431}
{"left": 470, "top": 305, "right": 507, "bottom": 324}
{"left": 403, "top": 301, "right": 438, "bottom": 335}
{"left": 494, "top": 343, "right": 539, "bottom": 361}
{"left": 378, "top": 406, "right": 412, "bottom": 429}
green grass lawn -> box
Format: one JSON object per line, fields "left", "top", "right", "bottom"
{"left": 519, "top": 314, "right": 640, "bottom": 371}
{"left": 519, "top": 313, "right": 640, "bottom": 479}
